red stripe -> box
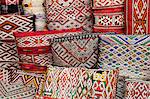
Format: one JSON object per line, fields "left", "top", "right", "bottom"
{"left": 17, "top": 46, "right": 51, "bottom": 54}
{"left": 14, "top": 28, "right": 82, "bottom": 37}
{"left": 93, "top": 7, "right": 124, "bottom": 13}
{"left": 125, "top": 0, "right": 133, "bottom": 34}
{"left": 93, "top": 27, "right": 124, "bottom": 34}
{"left": 20, "top": 63, "right": 47, "bottom": 73}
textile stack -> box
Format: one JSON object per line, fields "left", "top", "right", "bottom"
{"left": 0, "top": 0, "right": 150, "bottom": 99}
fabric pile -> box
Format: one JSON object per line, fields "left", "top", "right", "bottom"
{"left": 0, "top": 0, "right": 150, "bottom": 99}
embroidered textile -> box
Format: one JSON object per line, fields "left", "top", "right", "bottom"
{"left": 45, "top": 0, "right": 93, "bottom": 32}
{"left": 37, "top": 67, "right": 119, "bottom": 99}
{"left": 0, "top": 15, "right": 34, "bottom": 40}
{"left": 125, "top": 0, "right": 150, "bottom": 34}
{"left": 125, "top": 79, "right": 150, "bottom": 99}
{"left": 52, "top": 34, "right": 98, "bottom": 68}
{"left": 22, "top": 0, "right": 47, "bottom": 31}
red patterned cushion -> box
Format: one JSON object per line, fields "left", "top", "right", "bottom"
{"left": 93, "top": 9, "right": 124, "bottom": 34}
{"left": 14, "top": 28, "right": 83, "bottom": 71}
{"left": 125, "top": 79, "right": 150, "bottom": 99}
{"left": 0, "top": 15, "right": 34, "bottom": 40}
{"left": 125, "top": 0, "right": 150, "bottom": 34}
{"left": 45, "top": 0, "right": 93, "bottom": 32}
{"left": 52, "top": 34, "right": 98, "bottom": 68}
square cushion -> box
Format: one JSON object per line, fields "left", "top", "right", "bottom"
{"left": 0, "top": 15, "right": 34, "bottom": 40}
{"left": 93, "top": 8, "right": 125, "bottom": 34}
{"left": 52, "top": 33, "right": 98, "bottom": 68}
{"left": 22, "top": 0, "right": 47, "bottom": 31}
{"left": 45, "top": 0, "right": 93, "bottom": 32}
{"left": 125, "top": 0, "right": 150, "bottom": 34}
{"left": 0, "top": 68, "right": 36, "bottom": 99}
{"left": 14, "top": 28, "right": 83, "bottom": 71}
{"left": 36, "top": 67, "right": 119, "bottom": 99}
{"left": 0, "top": 0, "right": 24, "bottom": 15}
{"left": 98, "top": 35, "right": 150, "bottom": 79}
{"left": 125, "top": 79, "right": 150, "bottom": 99}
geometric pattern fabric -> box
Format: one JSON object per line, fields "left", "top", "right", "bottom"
{"left": 45, "top": 0, "right": 93, "bottom": 32}
{"left": 98, "top": 35, "right": 150, "bottom": 79}
{"left": 125, "top": 79, "right": 150, "bottom": 99}
{"left": 0, "top": 15, "right": 34, "bottom": 40}
{"left": 92, "top": 0, "right": 125, "bottom": 34}
{"left": 52, "top": 34, "right": 98, "bottom": 68}
{"left": 0, "top": 68, "right": 37, "bottom": 99}
{"left": 36, "top": 67, "right": 119, "bottom": 99}
{"left": 125, "top": 0, "right": 150, "bottom": 34}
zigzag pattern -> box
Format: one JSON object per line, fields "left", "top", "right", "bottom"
{"left": 0, "top": 68, "right": 36, "bottom": 98}
{"left": 52, "top": 34, "right": 98, "bottom": 68}
{"left": 0, "top": 41, "right": 19, "bottom": 62}
{"left": 10, "top": 69, "right": 45, "bottom": 89}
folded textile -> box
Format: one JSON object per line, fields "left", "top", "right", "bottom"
{"left": 36, "top": 67, "right": 119, "bottom": 99}
{"left": 22, "top": 0, "right": 47, "bottom": 31}
{"left": 125, "top": 0, "right": 150, "bottom": 34}
{"left": 45, "top": 0, "right": 93, "bottom": 32}
{"left": 52, "top": 33, "right": 99, "bottom": 68}
{"left": 125, "top": 79, "right": 150, "bottom": 99}
{"left": 0, "top": 15, "right": 34, "bottom": 40}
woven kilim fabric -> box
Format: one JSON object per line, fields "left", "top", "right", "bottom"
{"left": 0, "top": 15, "right": 34, "bottom": 40}
{"left": 22, "top": 0, "right": 47, "bottom": 31}
{"left": 93, "top": 0, "right": 124, "bottom": 9}
{"left": 93, "top": 9, "right": 124, "bottom": 34}
{"left": 9, "top": 69, "right": 46, "bottom": 90}
{"left": 37, "top": 67, "right": 119, "bottom": 99}
{"left": 125, "top": 79, "right": 150, "bottom": 99}
{"left": 14, "top": 28, "right": 82, "bottom": 71}
{"left": 125, "top": 0, "right": 150, "bottom": 34}
{"left": 93, "top": 10, "right": 124, "bottom": 34}
{"left": 98, "top": 35, "right": 150, "bottom": 79}
{"left": 52, "top": 34, "right": 98, "bottom": 68}
{"left": 0, "top": 68, "right": 36, "bottom": 99}
{"left": 99, "top": 35, "right": 150, "bottom": 46}
{"left": 45, "top": 0, "right": 93, "bottom": 32}
{"left": 0, "top": 41, "right": 19, "bottom": 62}
{"left": 0, "top": 62, "right": 19, "bottom": 69}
